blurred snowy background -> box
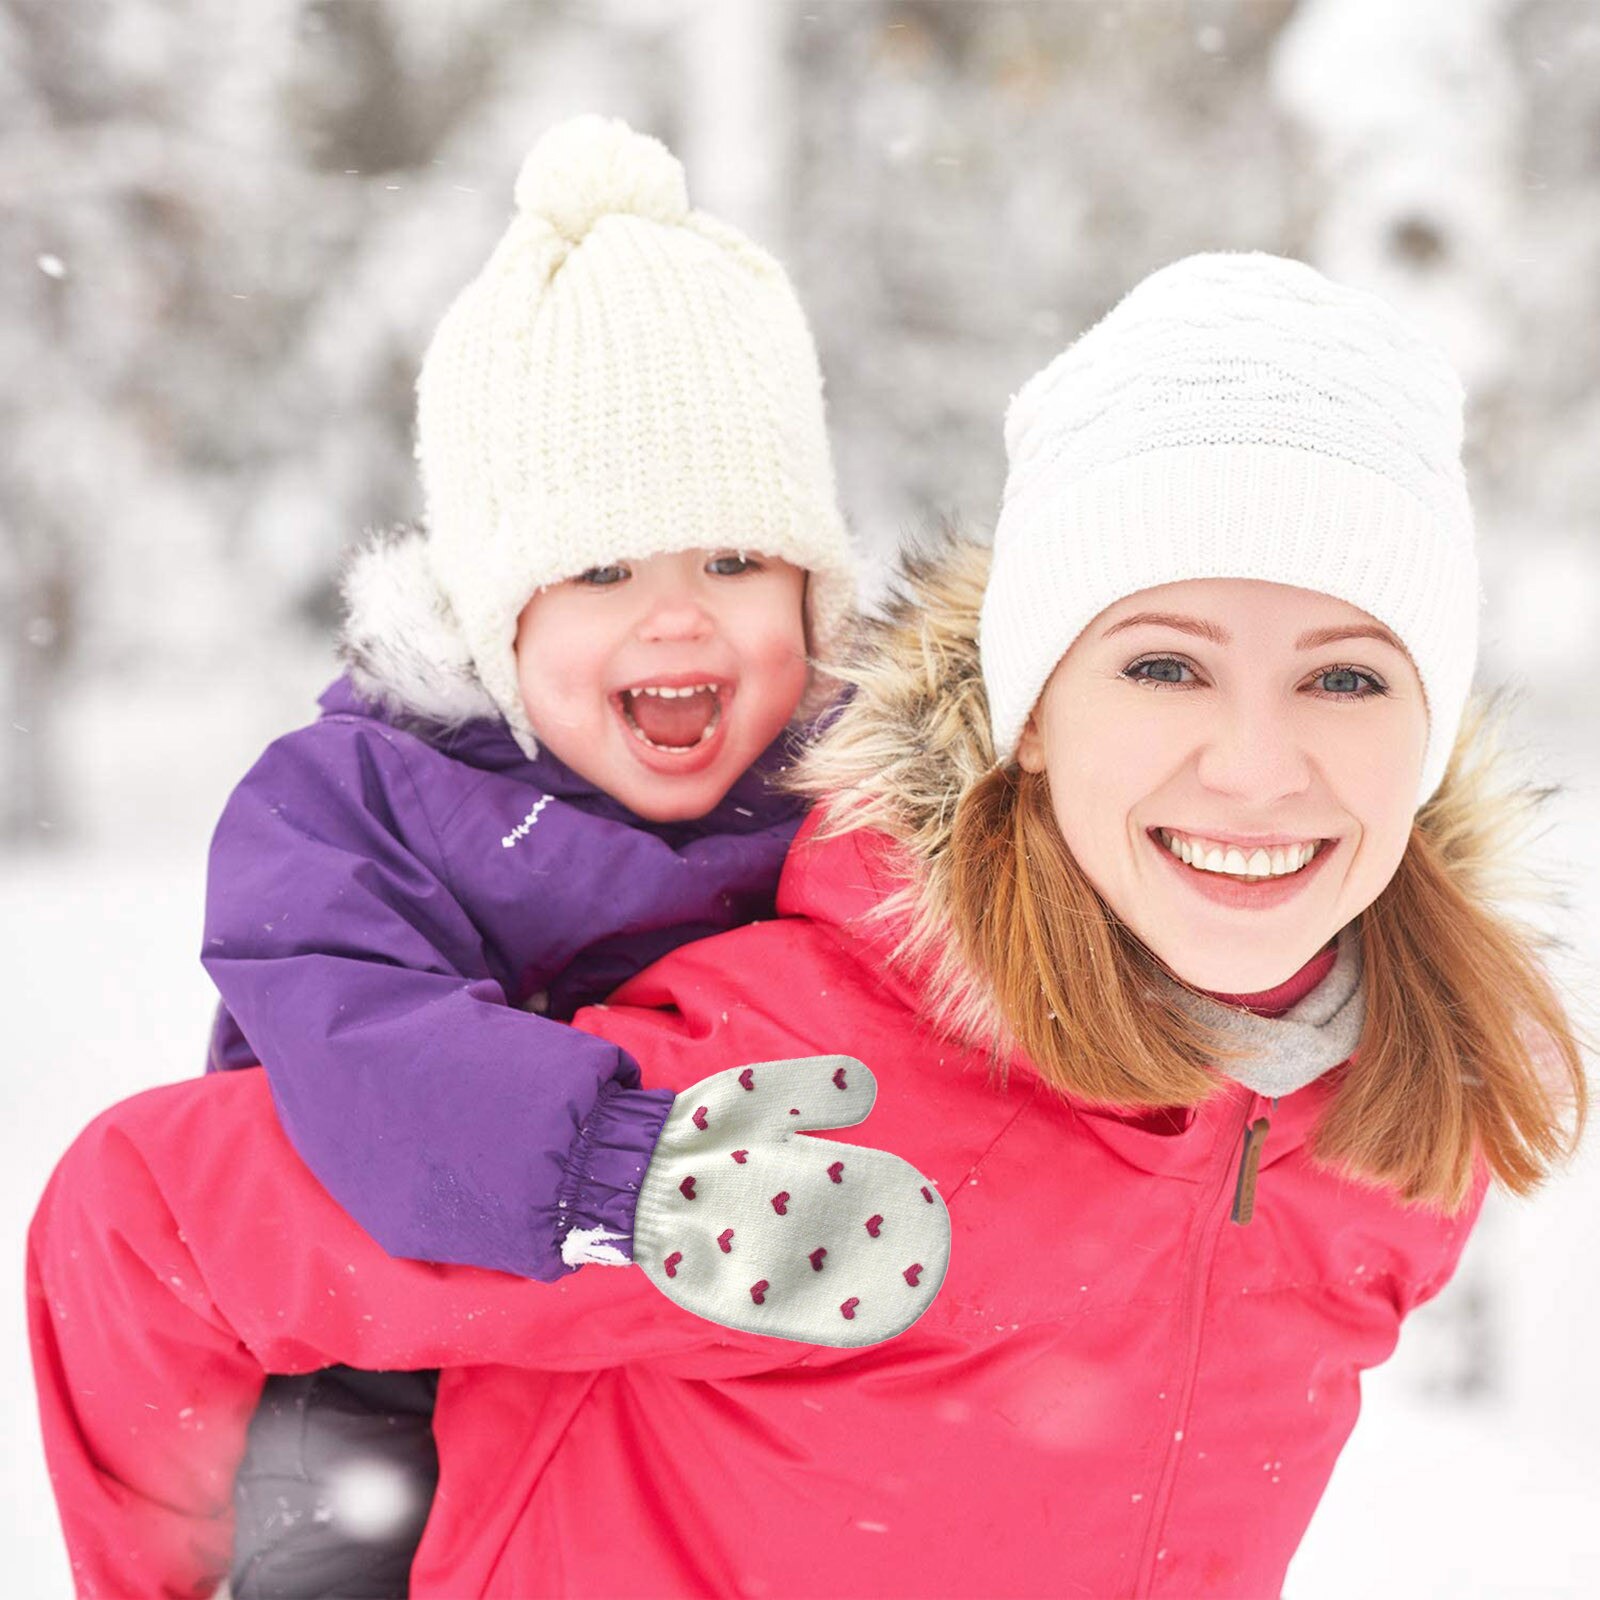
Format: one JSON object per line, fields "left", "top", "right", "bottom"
{"left": 5, "top": 0, "right": 1599, "bottom": 1592}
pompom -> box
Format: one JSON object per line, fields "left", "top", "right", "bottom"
{"left": 513, "top": 114, "right": 689, "bottom": 243}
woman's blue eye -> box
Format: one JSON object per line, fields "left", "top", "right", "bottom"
{"left": 1127, "top": 657, "right": 1188, "bottom": 685}
{"left": 1122, "top": 657, "right": 1389, "bottom": 699}
{"left": 1319, "top": 667, "right": 1370, "bottom": 696}
{"left": 1310, "top": 665, "right": 1390, "bottom": 698}
{"left": 575, "top": 565, "right": 629, "bottom": 586}
{"left": 707, "top": 552, "right": 761, "bottom": 576}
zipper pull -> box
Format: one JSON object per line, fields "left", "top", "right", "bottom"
{"left": 1229, "top": 1113, "right": 1272, "bottom": 1226}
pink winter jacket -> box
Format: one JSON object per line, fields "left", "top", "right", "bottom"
{"left": 402, "top": 815, "right": 1484, "bottom": 1596}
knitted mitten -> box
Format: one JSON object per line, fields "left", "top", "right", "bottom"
{"left": 632, "top": 1056, "right": 950, "bottom": 1346}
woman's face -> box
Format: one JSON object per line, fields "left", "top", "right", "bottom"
{"left": 1015, "top": 577, "right": 1429, "bottom": 993}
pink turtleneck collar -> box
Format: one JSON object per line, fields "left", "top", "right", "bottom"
{"left": 1196, "top": 939, "right": 1340, "bottom": 1020}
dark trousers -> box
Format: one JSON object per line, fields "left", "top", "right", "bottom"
{"left": 230, "top": 1367, "right": 440, "bottom": 1599}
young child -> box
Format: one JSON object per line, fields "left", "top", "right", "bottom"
{"left": 32, "top": 255, "right": 1587, "bottom": 1596}
{"left": 187, "top": 114, "right": 945, "bottom": 1594}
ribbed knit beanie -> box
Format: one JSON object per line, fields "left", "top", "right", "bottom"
{"left": 980, "top": 252, "right": 1480, "bottom": 808}
{"left": 415, "top": 114, "right": 856, "bottom": 752}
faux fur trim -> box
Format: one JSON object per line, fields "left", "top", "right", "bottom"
{"left": 787, "top": 531, "right": 1010, "bottom": 1051}
{"left": 786, "top": 527, "right": 1573, "bottom": 1055}
{"left": 336, "top": 525, "right": 500, "bottom": 727}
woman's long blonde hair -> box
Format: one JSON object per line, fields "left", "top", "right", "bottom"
{"left": 948, "top": 688, "right": 1590, "bottom": 1211}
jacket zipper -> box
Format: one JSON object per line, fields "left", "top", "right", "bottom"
{"left": 1132, "top": 1090, "right": 1266, "bottom": 1595}
{"left": 1230, "top": 1095, "right": 1277, "bottom": 1226}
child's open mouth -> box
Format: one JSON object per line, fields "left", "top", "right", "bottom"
{"left": 616, "top": 683, "right": 726, "bottom": 752}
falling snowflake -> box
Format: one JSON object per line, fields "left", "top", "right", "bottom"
{"left": 327, "top": 1459, "right": 419, "bottom": 1542}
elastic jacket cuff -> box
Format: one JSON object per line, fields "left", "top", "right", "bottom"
{"left": 556, "top": 1084, "right": 676, "bottom": 1267}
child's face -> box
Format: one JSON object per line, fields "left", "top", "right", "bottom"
{"left": 1016, "top": 577, "right": 1429, "bottom": 993}
{"left": 513, "top": 549, "right": 810, "bottom": 822}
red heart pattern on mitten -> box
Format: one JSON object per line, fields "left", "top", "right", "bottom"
{"left": 632, "top": 1057, "right": 952, "bottom": 1347}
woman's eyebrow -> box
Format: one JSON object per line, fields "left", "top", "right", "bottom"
{"left": 1099, "top": 611, "right": 1405, "bottom": 653}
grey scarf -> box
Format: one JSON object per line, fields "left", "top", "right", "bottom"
{"left": 1154, "top": 922, "right": 1366, "bottom": 1098}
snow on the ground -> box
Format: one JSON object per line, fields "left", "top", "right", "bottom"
{"left": 6, "top": 768, "right": 1598, "bottom": 1594}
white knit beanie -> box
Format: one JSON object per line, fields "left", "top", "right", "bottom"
{"left": 980, "top": 251, "right": 1481, "bottom": 809}
{"left": 415, "top": 115, "right": 856, "bottom": 753}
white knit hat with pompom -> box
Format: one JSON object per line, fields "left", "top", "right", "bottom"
{"left": 415, "top": 114, "right": 856, "bottom": 754}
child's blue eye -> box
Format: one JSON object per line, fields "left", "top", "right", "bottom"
{"left": 575, "top": 565, "right": 629, "bottom": 587}
{"left": 706, "top": 552, "right": 762, "bottom": 577}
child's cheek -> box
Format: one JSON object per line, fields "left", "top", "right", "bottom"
{"left": 768, "top": 631, "right": 812, "bottom": 719}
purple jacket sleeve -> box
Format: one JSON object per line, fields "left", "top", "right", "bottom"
{"left": 201, "top": 720, "right": 675, "bottom": 1281}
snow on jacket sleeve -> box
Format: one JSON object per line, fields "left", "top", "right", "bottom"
{"left": 201, "top": 718, "right": 674, "bottom": 1281}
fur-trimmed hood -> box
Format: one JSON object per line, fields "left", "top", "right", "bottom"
{"left": 786, "top": 530, "right": 1573, "bottom": 1054}
{"left": 335, "top": 525, "right": 503, "bottom": 729}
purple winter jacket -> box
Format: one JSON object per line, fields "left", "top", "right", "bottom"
{"left": 202, "top": 673, "right": 807, "bottom": 1282}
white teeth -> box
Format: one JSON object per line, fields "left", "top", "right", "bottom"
{"left": 1160, "top": 829, "right": 1321, "bottom": 880}
{"left": 618, "top": 686, "right": 723, "bottom": 751}
{"left": 627, "top": 683, "right": 718, "bottom": 699}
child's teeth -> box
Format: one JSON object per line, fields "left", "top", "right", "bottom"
{"left": 630, "top": 683, "right": 717, "bottom": 699}
{"left": 619, "top": 686, "right": 723, "bottom": 751}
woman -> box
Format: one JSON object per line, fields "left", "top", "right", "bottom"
{"left": 30, "top": 253, "right": 1587, "bottom": 1598}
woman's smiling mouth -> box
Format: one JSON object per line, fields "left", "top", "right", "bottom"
{"left": 1147, "top": 826, "right": 1338, "bottom": 908}
{"left": 1154, "top": 827, "right": 1329, "bottom": 879}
